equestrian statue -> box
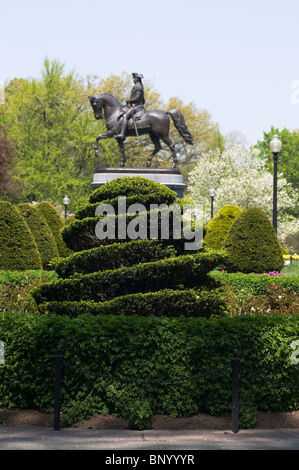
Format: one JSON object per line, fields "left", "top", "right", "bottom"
{"left": 88, "top": 73, "right": 193, "bottom": 168}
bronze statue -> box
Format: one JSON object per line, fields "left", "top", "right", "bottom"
{"left": 116, "top": 73, "right": 145, "bottom": 140}
{"left": 88, "top": 73, "right": 193, "bottom": 168}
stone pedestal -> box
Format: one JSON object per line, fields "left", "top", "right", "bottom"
{"left": 91, "top": 167, "right": 186, "bottom": 198}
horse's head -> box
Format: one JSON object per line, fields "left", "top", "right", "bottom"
{"left": 88, "top": 95, "right": 103, "bottom": 120}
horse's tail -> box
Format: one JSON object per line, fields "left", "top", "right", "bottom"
{"left": 166, "top": 109, "right": 193, "bottom": 145}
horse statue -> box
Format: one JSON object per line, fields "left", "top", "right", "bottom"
{"left": 88, "top": 93, "right": 193, "bottom": 168}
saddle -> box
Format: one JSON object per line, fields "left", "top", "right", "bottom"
{"left": 118, "top": 107, "right": 149, "bottom": 129}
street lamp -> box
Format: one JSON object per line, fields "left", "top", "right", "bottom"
{"left": 209, "top": 187, "right": 216, "bottom": 219}
{"left": 63, "top": 195, "right": 70, "bottom": 220}
{"left": 270, "top": 134, "right": 282, "bottom": 233}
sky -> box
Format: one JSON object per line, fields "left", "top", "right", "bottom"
{"left": 1, "top": 0, "right": 299, "bottom": 146}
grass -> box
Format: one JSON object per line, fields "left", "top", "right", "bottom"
{"left": 282, "top": 263, "right": 299, "bottom": 275}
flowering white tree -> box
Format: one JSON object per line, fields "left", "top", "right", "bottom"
{"left": 188, "top": 144, "right": 299, "bottom": 243}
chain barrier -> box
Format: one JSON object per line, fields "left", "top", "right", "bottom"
{"left": 240, "top": 365, "right": 299, "bottom": 390}
{"left": 63, "top": 362, "right": 231, "bottom": 384}
{"left": 0, "top": 362, "right": 53, "bottom": 383}
{"left": 1, "top": 347, "right": 299, "bottom": 434}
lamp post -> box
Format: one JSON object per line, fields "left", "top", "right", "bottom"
{"left": 209, "top": 187, "right": 216, "bottom": 220}
{"left": 269, "top": 134, "right": 282, "bottom": 233}
{"left": 63, "top": 195, "right": 70, "bottom": 220}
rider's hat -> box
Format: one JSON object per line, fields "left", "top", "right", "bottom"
{"left": 132, "top": 73, "right": 143, "bottom": 80}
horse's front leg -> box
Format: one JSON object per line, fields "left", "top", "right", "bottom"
{"left": 116, "top": 138, "right": 126, "bottom": 167}
{"left": 94, "top": 131, "right": 114, "bottom": 157}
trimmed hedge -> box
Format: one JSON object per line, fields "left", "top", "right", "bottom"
{"left": 89, "top": 176, "right": 177, "bottom": 205}
{"left": 0, "top": 201, "right": 42, "bottom": 270}
{"left": 61, "top": 210, "right": 196, "bottom": 253}
{"left": 19, "top": 203, "right": 59, "bottom": 266}
{"left": 36, "top": 202, "right": 72, "bottom": 258}
{"left": 224, "top": 207, "right": 284, "bottom": 273}
{"left": 204, "top": 205, "right": 242, "bottom": 251}
{"left": 75, "top": 195, "right": 185, "bottom": 220}
{"left": 33, "top": 251, "right": 226, "bottom": 304}
{"left": 38, "top": 287, "right": 229, "bottom": 318}
{"left": 51, "top": 239, "right": 177, "bottom": 278}
{"left": 0, "top": 312, "right": 299, "bottom": 428}
{"left": 211, "top": 272, "right": 299, "bottom": 295}
{"left": 0, "top": 270, "right": 58, "bottom": 287}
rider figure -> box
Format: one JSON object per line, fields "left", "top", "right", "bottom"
{"left": 116, "top": 73, "right": 145, "bottom": 140}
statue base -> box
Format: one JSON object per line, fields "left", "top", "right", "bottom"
{"left": 91, "top": 167, "right": 186, "bottom": 198}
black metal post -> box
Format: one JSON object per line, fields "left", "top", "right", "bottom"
{"left": 231, "top": 348, "right": 240, "bottom": 434}
{"left": 272, "top": 153, "right": 279, "bottom": 233}
{"left": 54, "top": 345, "right": 63, "bottom": 431}
{"left": 64, "top": 204, "right": 68, "bottom": 220}
{"left": 210, "top": 196, "right": 214, "bottom": 219}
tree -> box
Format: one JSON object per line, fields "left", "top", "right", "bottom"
{"left": 256, "top": 126, "right": 299, "bottom": 190}
{"left": 188, "top": 143, "right": 299, "bottom": 243}
{"left": 2, "top": 59, "right": 99, "bottom": 210}
{"left": 0, "top": 125, "right": 19, "bottom": 199}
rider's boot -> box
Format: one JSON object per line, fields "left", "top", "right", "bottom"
{"left": 116, "top": 117, "right": 127, "bottom": 140}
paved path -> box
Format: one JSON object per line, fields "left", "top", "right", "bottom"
{"left": 1, "top": 426, "right": 299, "bottom": 450}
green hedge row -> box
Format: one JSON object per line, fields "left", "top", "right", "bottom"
{"left": 51, "top": 239, "right": 176, "bottom": 278}
{"left": 0, "top": 270, "right": 58, "bottom": 287}
{"left": 33, "top": 251, "right": 226, "bottom": 304}
{"left": 211, "top": 272, "right": 299, "bottom": 295}
{"left": 1, "top": 312, "right": 299, "bottom": 428}
{"left": 38, "top": 287, "right": 228, "bottom": 318}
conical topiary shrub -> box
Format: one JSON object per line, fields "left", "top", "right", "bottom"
{"left": 33, "top": 176, "right": 227, "bottom": 318}
{"left": 204, "top": 205, "right": 242, "bottom": 251}
{"left": 19, "top": 203, "right": 59, "bottom": 267}
{"left": 36, "top": 202, "right": 72, "bottom": 258}
{"left": 224, "top": 207, "right": 284, "bottom": 273}
{"left": 0, "top": 201, "right": 42, "bottom": 270}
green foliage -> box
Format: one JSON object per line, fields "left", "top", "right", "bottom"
{"left": 51, "top": 239, "right": 176, "bottom": 278}
{"left": 1, "top": 313, "right": 299, "bottom": 428}
{"left": 33, "top": 251, "right": 226, "bottom": 305}
{"left": 224, "top": 207, "right": 284, "bottom": 273}
{"left": 256, "top": 126, "right": 299, "bottom": 190}
{"left": 211, "top": 272, "right": 299, "bottom": 295}
{"left": 38, "top": 287, "right": 228, "bottom": 318}
{"left": 36, "top": 202, "right": 72, "bottom": 258}
{"left": 89, "top": 176, "right": 177, "bottom": 205}
{"left": 18, "top": 203, "right": 59, "bottom": 266}
{"left": 0, "top": 269, "right": 57, "bottom": 287}
{"left": 0, "top": 201, "right": 42, "bottom": 270}
{"left": 204, "top": 204, "right": 242, "bottom": 250}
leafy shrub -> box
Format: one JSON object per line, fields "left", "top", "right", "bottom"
{"left": 0, "top": 270, "right": 58, "bottom": 287}
{"left": 38, "top": 287, "right": 229, "bottom": 318}
{"left": 19, "top": 203, "right": 59, "bottom": 267}
{"left": 36, "top": 202, "right": 72, "bottom": 258}
{"left": 33, "top": 251, "right": 226, "bottom": 304}
{"left": 51, "top": 239, "right": 176, "bottom": 278}
{"left": 1, "top": 313, "right": 299, "bottom": 428}
{"left": 204, "top": 205, "right": 242, "bottom": 250}
{"left": 224, "top": 207, "right": 284, "bottom": 273}
{"left": 0, "top": 201, "right": 42, "bottom": 270}
{"left": 89, "top": 176, "right": 177, "bottom": 205}
{"left": 211, "top": 272, "right": 299, "bottom": 295}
